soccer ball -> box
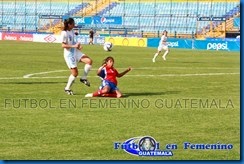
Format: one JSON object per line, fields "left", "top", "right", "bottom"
{"left": 103, "top": 42, "right": 113, "bottom": 51}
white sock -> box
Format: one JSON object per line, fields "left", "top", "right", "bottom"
{"left": 163, "top": 51, "right": 169, "bottom": 58}
{"left": 153, "top": 53, "right": 158, "bottom": 60}
{"left": 81, "top": 64, "right": 92, "bottom": 80}
{"left": 65, "top": 74, "right": 76, "bottom": 90}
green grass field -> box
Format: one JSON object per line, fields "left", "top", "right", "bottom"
{"left": 0, "top": 40, "right": 240, "bottom": 160}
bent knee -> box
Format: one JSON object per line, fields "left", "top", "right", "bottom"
{"left": 89, "top": 59, "right": 93, "bottom": 65}
{"left": 87, "top": 58, "right": 93, "bottom": 65}
{"left": 72, "top": 72, "right": 78, "bottom": 77}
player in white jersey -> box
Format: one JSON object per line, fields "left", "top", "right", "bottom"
{"left": 152, "top": 30, "right": 170, "bottom": 62}
{"left": 61, "top": 18, "right": 92, "bottom": 95}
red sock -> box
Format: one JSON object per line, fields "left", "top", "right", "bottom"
{"left": 93, "top": 90, "right": 102, "bottom": 97}
{"left": 101, "top": 93, "right": 117, "bottom": 97}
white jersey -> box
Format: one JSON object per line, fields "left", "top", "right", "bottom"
{"left": 61, "top": 30, "right": 76, "bottom": 57}
{"left": 61, "top": 30, "right": 84, "bottom": 69}
{"left": 158, "top": 35, "right": 168, "bottom": 51}
{"left": 159, "top": 35, "right": 167, "bottom": 46}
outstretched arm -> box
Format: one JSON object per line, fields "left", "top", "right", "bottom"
{"left": 117, "top": 67, "right": 132, "bottom": 78}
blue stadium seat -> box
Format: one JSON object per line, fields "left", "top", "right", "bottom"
{"left": 1, "top": 1, "right": 89, "bottom": 31}
{"left": 1, "top": 1, "right": 239, "bottom": 34}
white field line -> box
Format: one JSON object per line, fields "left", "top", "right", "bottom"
{"left": 23, "top": 70, "right": 67, "bottom": 78}
{"left": 0, "top": 67, "right": 240, "bottom": 80}
{"left": 0, "top": 73, "right": 240, "bottom": 80}
{"left": 24, "top": 72, "right": 240, "bottom": 79}
{"left": 129, "top": 67, "right": 240, "bottom": 70}
{"left": 127, "top": 72, "right": 240, "bottom": 77}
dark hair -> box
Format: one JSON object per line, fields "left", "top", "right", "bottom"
{"left": 102, "top": 56, "right": 114, "bottom": 65}
{"left": 63, "top": 18, "right": 75, "bottom": 31}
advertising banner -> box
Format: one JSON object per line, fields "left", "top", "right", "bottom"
{"left": 40, "top": 15, "right": 62, "bottom": 19}
{"left": 93, "top": 16, "right": 122, "bottom": 25}
{"left": 2, "top": 33, "right": 33, "bottom": 41}
{"left": 197, "top": 17, "right": 225, "bottom": 21}
{"left": 0, "top": 32, "right": 2, "bottom": 40}
{"left": 148, "top": 38, "right": 192, "bottom": 49}
{"left": 33, "top": 34, "right": 61, "bottom": 43}
{"left": 148, "top": 38, "right": 239, "bottom": 52}
{"left": 105, "top": 37, "right": 147, "bottom": 47}
{"left": 76, "top": 36, "right": 105, "bottom": 45}
{"left": 33, "top": 34, "right": 104, "bottom": 45}
{"left": 193, "top": 40, "right": 240, "bottom": 51}
{"left": 72, "top": 17, "right": 93, "bottom": 26}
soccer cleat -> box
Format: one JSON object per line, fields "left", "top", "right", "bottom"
{"left": 152, "top": 58, "right": 155, "bottom": 63}
{"left": 64, "top": 89, "right": 74, "bottom": 95}
{"left": 85, "top": 93, "right": 93, "bottom": 98}
{"left": 162, "top": 56, "right": 166, "bottom": 61}
{"left": 80, "top": 79, "right": 90, "bottom": 87}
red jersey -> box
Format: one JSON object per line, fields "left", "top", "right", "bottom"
{"left": 102, "top": 66, "right": 119, "bottom": 85}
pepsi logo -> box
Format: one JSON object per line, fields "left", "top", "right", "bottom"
{"left": 101, "top": 17, "right": 106, "bottom": 23}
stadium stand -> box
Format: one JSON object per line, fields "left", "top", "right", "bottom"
{"left": 0, "top": 0, "right": 240, "bottom": 38}
{"left": 0, "top": 1, "right": 89, "bottom": 32}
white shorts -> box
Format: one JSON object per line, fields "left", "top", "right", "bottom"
{"left": 64, "top": 49, "right": 84, "bottom": 69}
{"left": 158, "top": 44, "right": 168, "bottom": 52}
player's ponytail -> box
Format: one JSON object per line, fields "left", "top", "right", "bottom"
{"left": 63, "top": 19, "right": 68, "bottom": 31}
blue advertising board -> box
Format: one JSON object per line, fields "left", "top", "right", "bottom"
{"left": 93, "top": 16, "right": 122, "bottom": 25}
{"left": 72, "top": 17, "right": 93, "bottom": 26}
{"left": 62, "top": 16, "right": 93, "bottom": 26}
{"left": 62, "top": 16, "right": 122, "bottom": 26}
{"left": 148, "top": 38, "right": 192, "bottom": 49}
{"left": 148, "top": 38, "right": 240, "bottom": 52}
{"left": 75, "top": 36, "right": 105, "bottom": 45}
{"left": 193, "top": 40, "right": 240, "bottom": 51}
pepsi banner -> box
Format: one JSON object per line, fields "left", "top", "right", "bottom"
{"left": 193, "top": 40, "right": 240, "bottom": 51}
{"left": 147, "top": 38, "right": 240, "bottom": 52}
{"left": 72, "top": 17, "right": 93, "bottom": 26}
{"left": 62, "top": 16, "right": 122, "bottom": 25}
{"left": 93, "top": 16, "right": 122, "bottom": 25}
{"left": 75, "top": 36, "right": 105, "bottom": 45}
{"left": 148, "top": 38, "right": 192, "bottom": 49}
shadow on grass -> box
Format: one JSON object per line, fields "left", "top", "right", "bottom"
{"left": 0, "top": 81, "right": 66, "bottom": 84}
{"left": 123, "top": 91, "right": 180, "bottom": 97}
{"left": 180, "top": 62, "right": 203, "bottom": 64}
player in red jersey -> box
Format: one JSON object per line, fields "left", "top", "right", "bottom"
{"left": 85, "top": 56, "right": 131, "bottom": 98}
